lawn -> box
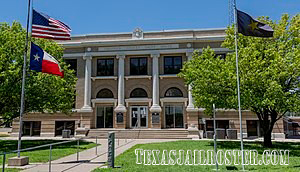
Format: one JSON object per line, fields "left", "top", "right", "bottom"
{"left": 94, "top": 140, "right": 300, "bottom": 172}
{"left": 0, "top": 139, "right": 97, "bottom": 171}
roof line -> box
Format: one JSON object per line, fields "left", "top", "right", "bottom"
{"left": 71, "top": 28, "right": 227, "bottom": 38}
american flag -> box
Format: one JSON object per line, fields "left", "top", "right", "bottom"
{"left": 32, "top": 9, "right": 71, "bottom": 40}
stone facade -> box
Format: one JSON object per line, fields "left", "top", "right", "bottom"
{"left": 11, "top": 28, "right": 285, "bottom": 139}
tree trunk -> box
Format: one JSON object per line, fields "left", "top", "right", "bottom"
{"left": 263, "top": 130, "right": 272, "bottom": 148}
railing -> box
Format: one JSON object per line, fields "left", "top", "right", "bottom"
{"left": 0, "top": 136, "right": 100, "bottom": 172}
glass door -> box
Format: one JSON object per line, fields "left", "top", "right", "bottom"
{"left": 165, "top": 105, "right": 184, "bottom": 128}
{"left": 131, "top": 107, "right": 139, "bottom": 128}
{"left": 96, "top": 106, "right": 113, "bottom": 128}
{"left": 131, "top": 106, "right": 148, "bottom": 128}
{"left": 140, "top": 107, "right": 147, "bottom": 127}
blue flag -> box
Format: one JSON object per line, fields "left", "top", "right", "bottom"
{"left": 237, "top": 10, "right": 274, "bottom": 38}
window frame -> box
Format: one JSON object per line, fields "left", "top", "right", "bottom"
{"left": 163, "top": 56, "right": 182, "bottom": 74}
{"left": 164, "top": 87, "right": 183, "bottom": 97}
{"left": 97, "top": 58, "right": 114, "bottom": 76}
{"left": 65, "top": 59, "right": 77, "bottom": 76}
{"left": 130, "top": 57, "right": 148, "bottom": 75}
{"left": 130, "top": 88, "right": 148, "bottom": 98}
{"left": 96, "top": 89, "right": 114, "bottom": 98}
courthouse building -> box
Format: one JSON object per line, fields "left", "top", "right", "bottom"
{"left": 12, "top": 28, "right": 285, "bottom": 139}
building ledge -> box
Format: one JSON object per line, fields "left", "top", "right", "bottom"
{"left": 160, "top": 97, "right": 188, "bottom": 107}
{"left": 91, "top": 76, "right": 118, "bottom": 81}
{"left": 159, "top": 74, "right": 178, "bottom": 79}
{"left": 91, "top": 98, "right": 117, "bottom": 107}
{"left": 125, "top": 98, "right": 152, "bottom": 107}
{"left": 125, "top": 75, "right": 152, "bottom": 80}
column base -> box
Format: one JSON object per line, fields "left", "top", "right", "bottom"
{"left": 187, "top": 126, "right": 200, "bottom": 139}
{"left": 79, "top": 106, "right": 93, "bottom": 113}
{"left": 150, "top": 105, "right": 162, "bottom": 113}
{"left": 114, "top": 105, "right": 127, "bottom": 113}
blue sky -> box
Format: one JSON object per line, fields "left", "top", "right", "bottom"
{"left": 1, "top": 0, "right": 299, "bottom": 35}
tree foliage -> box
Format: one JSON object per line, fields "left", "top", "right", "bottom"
{"left": 0, "top": 22, "right": 77, "bottom": 125}
{"left": 179, "top": 14, "right": 300, "bottom": 147}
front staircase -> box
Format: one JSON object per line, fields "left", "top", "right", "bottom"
{"left": 87, "top": 129, "right": 190, "bottom": 139}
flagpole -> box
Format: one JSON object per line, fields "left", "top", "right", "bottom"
{"left": 17, "top": 0, "right": 32, "bottom": 158}
{"left": 233, "top": 0, "right": 245, "bottom": 170}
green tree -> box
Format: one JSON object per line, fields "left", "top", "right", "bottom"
{"left": 0, "top": 22, "right": 77, "bottom": 126}
{"left": 179, "top": 14, "right": 300, "bottom": 147}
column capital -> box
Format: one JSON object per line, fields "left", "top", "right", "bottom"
{"left": 116, "top": 54, "right": 126, "bottom": 59}
{"left": 83, "top": 55, "right": 92, "bottom": 60}
{"left": 150, "top": 53, "right": 160, "bottom": 58}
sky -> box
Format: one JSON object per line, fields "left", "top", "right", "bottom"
{"left": 0, "top": 0, "right": 299, "bottom": 35}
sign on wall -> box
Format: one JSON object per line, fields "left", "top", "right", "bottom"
{"left": 152, "top": 113, "right": 160, "bottom": 124}
{"left": 116, "top": 113, "right": 124, "bottom": 123}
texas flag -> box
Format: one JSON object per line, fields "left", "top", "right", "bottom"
{"left": 30, "top": 42, "right": 64, "bottom": 77}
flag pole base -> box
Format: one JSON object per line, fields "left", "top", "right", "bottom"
{"left": 8, "top": 156, "right": 29, "bottom": 166}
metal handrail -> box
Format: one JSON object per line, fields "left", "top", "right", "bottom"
{"left": 0, "top": 137, "right": 84, "bottom": 155}
{"left": 1, "top": 136, "right": 100, "bottom": 172}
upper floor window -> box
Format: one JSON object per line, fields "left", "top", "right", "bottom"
{"left": 165, "top": 87, "right": 183, "bottom": 97}
{"left": 130, "top": 88, "right": 148, "bottom": 98}
{"left": 97, "top": 59, "right": 114, "bottom": 76}
{"left": 215, "top": 53, "right": 226, "bottom": 59}
{"left": 164, "top": 56, "right": 182, "bottom": 74}
{"left": 97, "top": 89, "right": 114, "bottom": 98}
{"left": 130, "top": 57, "right": 147, "bottom": 75}
{"left": 65, "top": 59, "right": 77, "bottom": 76}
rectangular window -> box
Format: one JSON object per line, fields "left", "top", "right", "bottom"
{"left": 22, "top": 121, "right": 41, "bottom": 136}
{"left": 97, "top": 59, "right": 114, "bottom": 76}
{"left": 164, "top": 56, "right": 182, "bottom": 74}
{"left": 130, "top": 57, "right": 147, "bottom": 75}
{"left": 55, "top": 121, "right": 75, "bottom": 136}
{"left": 65, "top": 59, "right": 77, "bottom": 76}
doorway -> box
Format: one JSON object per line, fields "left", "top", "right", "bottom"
{"left": 247, "top": 120, "right": 259, "bottom": 137}
{"left": 165, "top": 105, "right": 184, "bottom": 128}
{"left": 96, "top": 106, "right": 113, "bottom": 128}
{"left": 130, "top": 106, "right": 148, "bottom": 128}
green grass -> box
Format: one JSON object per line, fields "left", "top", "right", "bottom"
{"left": 93, "top": 140, "right": 300, "bottom": 172}
{"left": 0, "top": 140, "right": 97, "bottom": 171}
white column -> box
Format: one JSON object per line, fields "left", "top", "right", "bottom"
{"left": 150, "top": 53, "right": 162, "bottom": 113}
{"left": 115, "top": 54, "right": 127, "bottom": 112}
{"left": 81, "top": 55, "right": 92, "bottom": 112}
{"left": 186, "top": 51, "right": 197, "bottom": 112}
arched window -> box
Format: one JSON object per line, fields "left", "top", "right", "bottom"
{"left": 97, "top": 89, "right": 114, "bottom": 98}
{"left": 130, "top": 88, "right": 148, "bottom": 98}
{"left": 165, "top": 87, "right": 183, "bottom": 97}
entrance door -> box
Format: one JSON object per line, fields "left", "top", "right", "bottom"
{"left": 131, "top": 106, "right": 148, "bottom": 128}
{"left": 96, "top": 106, "right": 113, "bottom": 128}
{"left": 247, "top": 120, "right": 258, "bottom": 137}
{"left": 165, "top": 105, "right": 184, "bottom": 128}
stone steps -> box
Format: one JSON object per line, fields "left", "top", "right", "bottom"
{"left": 87, "top": 129, "right": 190, "bottom": 139}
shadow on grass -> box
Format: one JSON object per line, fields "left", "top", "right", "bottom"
{"left": 0, "top": 140, "right": 92, "bottom": 153}
{"left": 209, "top": 141, "right": 300, "bottom": 157}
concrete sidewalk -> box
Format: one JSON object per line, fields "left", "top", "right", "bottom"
{"left": 12, "top": 139, "right": 179, "bottom": 172}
